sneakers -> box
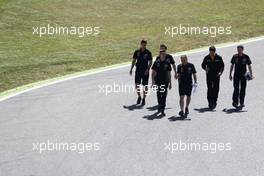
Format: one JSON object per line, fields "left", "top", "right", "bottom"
{"left": 179, "top": 111, "right": 185, "bottom": 117}
{"left": 136, "top": 97, "right": 141, "bottom": 104}
{"left": 232, "top": 102, "right": 238, "bottom": 108}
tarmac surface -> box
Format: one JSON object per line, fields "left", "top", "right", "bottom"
{"left": 0, "top": 39, "right": 264, "bottom": 176}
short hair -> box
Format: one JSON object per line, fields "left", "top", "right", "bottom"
{"left": 160, "top": 44, "right": 167, "bottom": 50}
{"left": 141, "top": 39, "right": 147, "bottom": 44}
{"left": 209, "top": 46, "right": 216, "bottom": 52}
{"left": 180, "top": 55, "right": 187, "bottom": 59}
{"left": 237, "top": 45, "right": 244, "bottom": 49}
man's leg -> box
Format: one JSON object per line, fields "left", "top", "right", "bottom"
{"left": 136, "top": 84, "right": 141, "bottom": 96}
{"left": 179, "top": 95, "right": 185, "bottom": 117}
{"left": 183, "top": 96, "right": 191, "bottom": 115}
{"left": 135, "top": 71, "right": 142, "bottom": 104}
{"left": 232, "top": 76, "right": 240, "bottom": 106}
{"left": 142, "top": 85, "right": 148, "bottom": 106}
{"left": 178, "top": 84, "right": 184, "bottom": 111}
{"left": 207, "top": 76, "right": 213, "bottom": 107}
{"left": 186, "top": 96, "right": 191, "bottom": 108}
{"left": 184, "top": 85, "right": 192, "bottom": 114}
{"left": 239, "top": 76, "right": 247, "bottom": 106}
{"left": 213, "top": 77, "right": 220, "bottom": 106}
{"left": 160, "top": 84, "right": 168, "bottom": 116}
{"left": 143, "top": 86, "right": 148, "bottom": 99}
{"left": 161, "top": 84, "right": 168, "bottom": 109}
{"left": 157, "top": 84, "right": 162, "bottom": 111}
{"left": 141, "top": 74, "right": 149, "bottom": 106}
{"left": 135, "top": 83, "right": 141, "bottom": 104}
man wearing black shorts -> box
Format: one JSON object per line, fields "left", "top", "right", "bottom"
{"left": 229, "top": 45, "right": 254, "bottom": 108}
{"left": 151, "top": 48, "right": 172, "bottom": 116}
{"left": 130, "top": 40, "right": 153, "bottom": 106}
{"left": 202, "top": 46, "right": 225, "bottom": 109}
{"left": 177, "top": 55, "right": 197, "bottom": 117}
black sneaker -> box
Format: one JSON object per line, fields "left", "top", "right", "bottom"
{"left": 185, "top": 107, "right": 189, "bottom": 115}
{"left": 136, "top": 97, "right": 141, "bottom": 104}
{"left": 141, "top": 98, "right": 146, "bottom": 106}
{"left": 240, "top": 104, "right": 245, "bottom": 108}
{"left": 232, "top": 102, "right": 238, "bottom": 108}
{"left": 161, "top": 109, "right": 166, "bottom": 116}
{"left": 179, "top": 111, "right": 184, "bottom": 117}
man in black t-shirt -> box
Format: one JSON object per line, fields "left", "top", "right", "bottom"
{"left": 177, "top": 55, "right": 197, "bottom": 117}
{"left": 159, "top": 44, "right": 177, "bottom": 79}
{"left": 229, "top": 45, "right": 254, "bottom": 108}
{"left": 130, "top": 40, "right": 153, "bottom": 106}
{"left": 202, "top": 46, "right": 225, "bottom": 109}
{"left": 151, "top": 49, "right": 172, "bottom": 116}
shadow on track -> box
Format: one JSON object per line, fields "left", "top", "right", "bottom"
{"left": 146, "top": 105, "right": 159, "bottom": 111}
{"left": 194, "top": 107, "right": 216, "bottom": 113}
{"left": 168, "top": 116, "right": 191, "bottom": 122}
{"left": 142, "top": 112, "right": 164, "bottom": 120}
{"left": 146, "top": 105, "right": 172, "bottom": 111}
{"left": 123, "top": 104, "right": 143, "bottom": 111}
{"left": 222, "top": 108, "right": 247, "bottom": 114}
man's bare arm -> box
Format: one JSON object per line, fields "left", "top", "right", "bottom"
{"left": 172, "top": 64, "right": 177, "bottom": 74}
{"left": 193, "top": 73, "right": 197, "bottom": 83}
{"left": 151, "top": 70, "right": 156, "bottom": 85}
{"left": 129, "top": 59, "right": 136, "bottom": 75}
{"left": 145, "top": 60, "right": 153, "bottom": 75}
{"left": 229, "top": 64, "right": 234, "bottom": 81}
{"left": 248, "top": 64, "right": 253, "bottom": 78}
{"left": 168, "top": 71, "right": 172, "bottom": 89}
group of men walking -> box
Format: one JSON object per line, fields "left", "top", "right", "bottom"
{"left": 129, "top": 40, "right": 254, "bottom": 117}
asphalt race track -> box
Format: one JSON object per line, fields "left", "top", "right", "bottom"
{"left": 0, "top": 39, "right": 264, "bottom": 176}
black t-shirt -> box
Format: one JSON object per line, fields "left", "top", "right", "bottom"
{"left": 177, "top": 63, "right": 196, "bottom": 85}
{"left": 202, "top": 54, "right": 224, "bottom": 76}
{"left": 155, "top": 54, "right": 175, "bottom": 65}
{"left": 133, "top": 49, "right": 152, "bottom": 72}
{"left": 231, "top": 54, "right": 252, "bottom": 76}
{"left": 152, "top": 58, "right": 172, "bottom": 84}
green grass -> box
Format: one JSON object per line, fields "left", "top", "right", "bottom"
{"left": 0, "top": 0, "right": 263, "bottom": 92}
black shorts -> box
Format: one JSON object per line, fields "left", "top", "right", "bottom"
{"left": 135, "top": 70, "right": 149, "bottom": 86}
{"left": 179, "top": 83, "right": 192, "bottom": 96}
